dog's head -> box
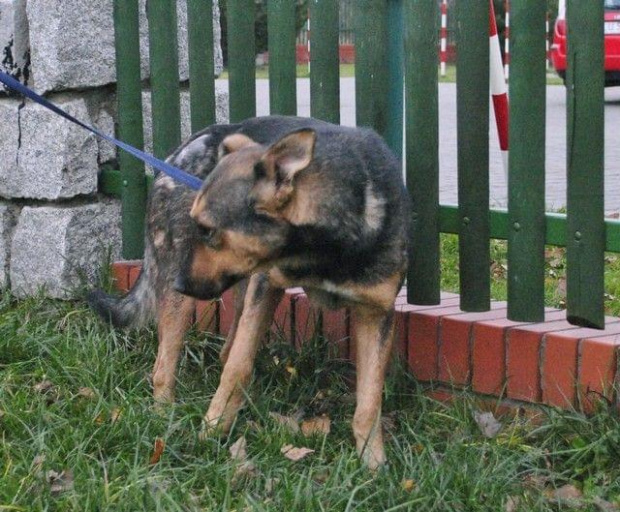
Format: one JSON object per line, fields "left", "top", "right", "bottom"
{"left": 174, "top": 129, "right": 316, "bottom": 300}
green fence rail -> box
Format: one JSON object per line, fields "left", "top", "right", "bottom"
{"left": 103, "top": 0, "right": 611, "bottom": 329}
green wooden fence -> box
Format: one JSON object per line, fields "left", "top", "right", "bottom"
{"left": 102, "top": 0, "right": 618, "bottom": 330}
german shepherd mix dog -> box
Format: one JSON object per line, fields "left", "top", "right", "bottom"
{"left": 175, "top": 123, "right": 411, "bottom": 469}
{"left": 89, "top": 116, "right": 331, "bottom": 404}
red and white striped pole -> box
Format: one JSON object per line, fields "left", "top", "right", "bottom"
{"left": 307, "top": 11, "right": 311, "bottom": 74}
{"left": 545, "top": 12, "right": 550, "bottom": 70}
{"left": 440, "top": 0, "right": 448, "bottom": 76}
{"left": 504, "top": 0, "right": 510, "bottom": 79}
{"left": 490, "top": 0, "right": 509, "bottom": 178}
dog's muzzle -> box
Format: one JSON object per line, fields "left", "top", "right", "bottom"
{"left": 173, "top": 275, "right": 222, "bottom": 300}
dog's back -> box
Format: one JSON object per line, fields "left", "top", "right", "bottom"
{"left": 266, "top": 124, "right": 410, "bottom": 286}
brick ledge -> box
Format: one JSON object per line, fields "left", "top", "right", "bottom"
{"left": 111, "top": 261, "right": 620, "bottom": 414}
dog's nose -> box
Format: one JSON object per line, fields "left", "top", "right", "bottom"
{"left": 173, "top": 275, "right": 188, "bottom": 295}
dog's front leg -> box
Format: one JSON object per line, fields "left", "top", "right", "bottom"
{"left": 203, "top": 273, "right": 283, "bottom": 435}
{"left": 218, "top": 278, "right": 250, "bottom": 365}
{"left": 350, "top": 305, "right": 395, "bottom": 470}
{"left": 152, "top": 291, "right": 195, "bottom": 403}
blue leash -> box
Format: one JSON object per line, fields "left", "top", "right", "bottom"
{"left": 0, "top": 71, "right": 203, "bottom": 191}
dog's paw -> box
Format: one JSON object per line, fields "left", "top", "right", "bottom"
{"left": 198, "top": 415, "right": 229, "bottom": 441}
{"left": 151, "top": 399, "right": 175, "bottom": 418}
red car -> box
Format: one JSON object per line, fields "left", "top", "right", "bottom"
{"left": 550, "top": 0, "right": 620, "bottom": 86}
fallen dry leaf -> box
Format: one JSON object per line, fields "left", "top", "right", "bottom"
{"left": 556, "top": 277, "right": 567, "bottom": 299}
{"left": 94, "top": 407, "right": 122, "bottom": 425}
{"left": 94, "top": 411, "right": 106, "bottom": 425}
{"left": 32, "top": 454, "right": 46, "bottom": 478}
{"left": 552, "top": 484, "right": 582, "bottom": 501}
{"left": 265, "top": 477, "right": 280, "bottom": 495}
{"left": 593, "top": 496, "right": 620, "bottom": 512}
{"left": 473, "top": 411, "right": 502, "bottom": 439}
{"left": 110, "top": 408, "right": 122, "bottom": 424}
{"left": 269, "top": 412, "right": 300, "bottom": 434}
{"left": 505, "top": 496, "right": 520, "bottom": 512}
{"left": 149, "top": 438, "right": 165, "bottom": 465}
{"left": 491, "top": 261, "right": 507, "bottom": 278}
{"left": 32, "top": 454, "right": 46, "bottom": 467}
{"left": 401, "top": 479, "right": 416, "bottom": 492}
{"left": 47, "top": 469, "right": 74, "bottom": 495}
{"left": 280, "top": 444, "right": 315, "bottom": 461}
{"left": 77, "top": 387, "right": 96, "bottom": 399}
{"left": 544, "top": 484, "right": 584, "bottom": 508}
{"left": 34, "top": 380, "right": 54, "bottom": 394}
{"left": 229, "top": 436, "right": 248, "bottom": 462}
{"left": 301, "top": 416, "right": 331, "bottom": 437}
{"left": 229, "top": 436, "right": 257, "bottom": 485}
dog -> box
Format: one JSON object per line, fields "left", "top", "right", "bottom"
{"left": 174, "top": 122, "right": 411, "bottom": 469}
{"left": 88, "top": 116, "right": 332, "bottom": 404}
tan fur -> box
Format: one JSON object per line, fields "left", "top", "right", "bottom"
{"left": 279, "top": 172, "right": 324, "bottom": 225}
{"left": 218, "top": 133, "right": 258, "bottom": 159}
{"left": 152, "top": 293, "right": 195, "bottom": 403}
{"left": 179, "top": 125, "right": 408, "bottom": 470}
{"left": 201, "top": 274, "right": 284, "bottom": 434}
{"left": 350, "top": 304, "right": 395, "bottom": 468}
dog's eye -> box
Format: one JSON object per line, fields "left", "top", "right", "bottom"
{"left": 253, "top": 161, "right": 266, "bottom": 180}
{"left": 197, "top": 225, "right": 219, "bottom": 247}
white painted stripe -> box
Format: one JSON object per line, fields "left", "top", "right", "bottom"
{"left": 489, "top": 34, "right": 507, "bottom": 95}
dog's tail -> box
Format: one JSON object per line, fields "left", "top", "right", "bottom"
{"left": 87, "top": 266, "right": 157, "bottom": 329}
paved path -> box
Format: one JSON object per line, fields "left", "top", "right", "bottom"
{"left": 220, "top": 78, "right": 620, "bottom": 214}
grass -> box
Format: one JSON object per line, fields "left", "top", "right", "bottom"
{"left": 1, "top": 287, "right": 620, "bottom": 511}
{"left": 218, "top": 63, "right": 566, "bottom": 86}
{"left": 439, "top": 234, "right": 620, "bottom": 317}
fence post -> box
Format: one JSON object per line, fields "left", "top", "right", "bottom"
{"left": 566, "top": 0, "right": 605, "bottom": 328}
{"left": 114, "top": 0, "right": 146, "bottom": 259}
{"left": 309, "top": 0, "right": 340, "bottom": 123}
{"left": 386, "top": 0, "right": 404, "bottom": 158}
{"left": 405, "top": 0, "right": 440, "bottom": 305}
{"left": 355, "top": 0, "right": 389, "bottom": 137}
{"left": 188, "top": 0, "right": 216, "bottom": 132}
{"left": 228, "top": 0, "right": 256, "bottom": 122}
{"left": 268, "top": 0, "right": 297, "bottom": 115}
{"left": 147, "top": 0, "right": 182, "bottom": 159}
{"left": 507, "top": 0, "right": 546, "bottom": 322}
{"left": 456, "top": 0, "right": 490, "bottom": 311}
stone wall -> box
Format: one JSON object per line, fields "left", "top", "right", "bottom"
{"left": 0, "top": 0, "right": 228, "bottom": 298}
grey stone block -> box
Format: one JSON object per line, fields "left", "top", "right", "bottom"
{"left": 2, "top": 97, "right": 99, "bottom": 199}
{"left": 26, "top": 0, "right": 223, "bottom": 94}
{"left": 141, "top": 88, "right": 229, "bottom": 159}
{"left": 212, "top": 0, "right": 224, "bottom": 76}
{"left": 0, "top": 0, "right": 29, "bottom": 96}
{"left": 0, "top": 98, "right": 20, "bottom": 188}
{"left": 10, "top": 200, "right": 121, "bottom": 298}
{"left": 0, "top": 202, "right": 19, "bottom": 288}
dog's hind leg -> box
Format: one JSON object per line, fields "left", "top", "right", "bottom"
{"left": 202, "top": 273, "right": 283, "bottom": 435}
{"left": 152, "top": 291, "right": 196, "bottom": 403}
{"left": 350, "top": 305, "right": 396, "bottom": 470}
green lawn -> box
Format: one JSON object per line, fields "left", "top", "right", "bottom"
{"left": 1, "top": 287, "right": 620, "bottom": 511}
{"left": 219, "top": 63, "right": 565, "bottom": 85}
{"left": 440, "top": 234, "right": 620, "bottom": 317}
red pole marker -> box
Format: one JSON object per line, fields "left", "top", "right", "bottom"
{"left": 490, "top": 0, "right": 509, "bottom": 179}
{"left": 440, "top": 0, "right": 448, "bottom": 76}
{"left": 504, "top": 0, "right": 511, "bottom": 79}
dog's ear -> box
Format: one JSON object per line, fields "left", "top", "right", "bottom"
{"left": 251, "top": 129, "right": 316, "bottom": 217}
{"left": 262, "top": 129, "right": 316, "bottom": 182}
{"left": 218, "top": 133, "right": 258, "bottom": 160}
